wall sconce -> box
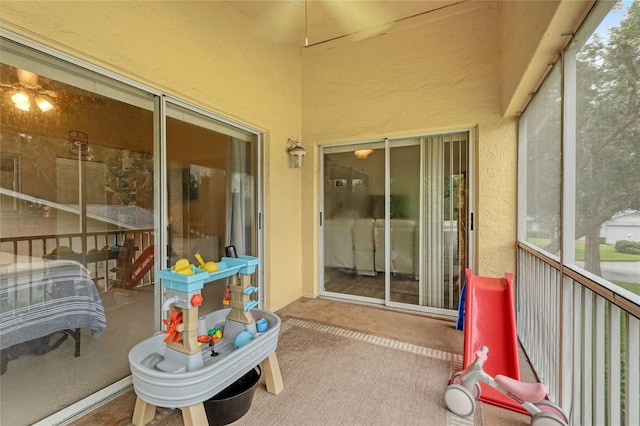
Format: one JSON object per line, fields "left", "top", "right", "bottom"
{"left": 287, "top": 139, "right": 307, "bottom": 169}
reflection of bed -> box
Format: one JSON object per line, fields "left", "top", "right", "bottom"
{"left": 0, "top": 253, "right": 107, "bottom": 374}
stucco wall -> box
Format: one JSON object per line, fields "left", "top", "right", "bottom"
{"left": 0, "top": 1, "right": 303, "bottom": 311}
{"left": 300, "top": 1, "right": 518, "bottom": 290}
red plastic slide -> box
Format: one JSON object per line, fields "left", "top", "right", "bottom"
{"left": 463, "top": 268, "right": 527, "bottom": 414}
{"left": 128, "top": 244, "right": 155, "bottom": 287}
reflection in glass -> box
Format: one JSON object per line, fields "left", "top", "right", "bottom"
{"left": 388, "top": 143, "right": 420, "bottom": 305}
{"left": 323, "top": 148, "right": 382, "bottom": 300}
{"left": 322, "top": 132, "right": 469, "bottom": 312}
{"left": 165, "top": 104, "right": 257, "bottom": 317}
{"left": 0, "top": 59, "right": 155, "bottom": 425}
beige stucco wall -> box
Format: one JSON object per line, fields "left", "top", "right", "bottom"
{"left": 0, "top": 1, "right": 303, "bottom": 311}
{"left": 300, "top": 1, "right": 518, "bottom": 292}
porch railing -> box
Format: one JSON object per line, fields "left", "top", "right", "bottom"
{"left": 0, "top": 229, "right": 155, "bottom": 291}
{"left": 517, "top": 244, "right": 639, "bottom": 426}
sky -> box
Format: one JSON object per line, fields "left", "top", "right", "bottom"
{"left": 594, "top": 0, "right": 633, "bottom": 42}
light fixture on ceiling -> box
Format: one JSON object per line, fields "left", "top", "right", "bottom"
{"left": 354, "top": 149, "right": 374, "bottom": 159}
{"left": 35, "top": 95, "right": 54, "bottom": 112}
{"left": 10, "top": 91, "right": 55, "bottom": 112}
{"left": 11, "top": 92, "right": 30, "bottom": 111}
{"left": 287, "top": 138, "right": 307, "bottom": 168}
{"left": 6, "top": 68, "right": 55, "bottom": 112}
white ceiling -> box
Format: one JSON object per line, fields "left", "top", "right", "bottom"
{"left": 223, "top": 0, "right": 463, "bottom": 47}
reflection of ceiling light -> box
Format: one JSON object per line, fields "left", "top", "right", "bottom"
{"left": 11, "top": 92, "right": 30, "bottom": 111}
{"left": 10, "top": 91, "right": 55, "bottom": 112}
{"left": 354, "top": 149, "right": 374, "bottom": 159}
{"left": 35, "top": 96, "right": 54, "bottom": 112}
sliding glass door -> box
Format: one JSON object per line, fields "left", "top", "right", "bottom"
{"left": 321, "top": 131, "right": 470, "bottom": 315}
{"left": 165, "top": 102, "right": 260, "bottom": 315}
{"left": 0, "top": 39, "right": 157, "bottom": 425}
{"left": 0, "top": 37, "right": 263, "bottom": 425}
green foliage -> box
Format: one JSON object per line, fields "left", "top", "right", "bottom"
{"left": 613, "top": 279, "right": 640, "bottom": 296}
{"left": 525, "top": 1, "right": 640, "bottom": 264}
{"left": 528, "top": 237, "right": 640, "bottom": 261}
{"left": 615, "top": 239, "right": 640, "bottom": 255}
{"left": 528, "top": 230, "right": 553, "bottom": 239}
{"left": 572, "top": 1, "right": 640, "bottom": 272}
{"left": 390, "top": 195, "right": 408, "bottom": 219}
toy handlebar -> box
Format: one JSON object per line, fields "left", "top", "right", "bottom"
{"left": 472, "top": 346, "right": 489, "bottom": 370}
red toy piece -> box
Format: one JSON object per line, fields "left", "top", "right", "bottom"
{"left": 190, "top": 294, "right": 203, "bottom": 307}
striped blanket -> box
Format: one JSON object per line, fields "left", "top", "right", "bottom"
{"left": 0, "top": 254, "right": 106, "bottom": 351}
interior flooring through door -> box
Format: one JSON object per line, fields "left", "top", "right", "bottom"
{"left": 324, "top": 269, "right": 461, "bottom": 308}
{"left": 323, "top": 269, "right": 418, "bottom": 304}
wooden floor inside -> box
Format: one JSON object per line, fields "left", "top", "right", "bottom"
{"left": 324, "top": 268, "right": 460, "bottom": 307}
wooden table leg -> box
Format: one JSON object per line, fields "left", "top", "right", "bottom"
{"left": 181, "top": 402, "right": 208, "bottom": 425}
{"left": 132, "top": 396, "right": 156, "bottom": 426}
{"left": 261, "top": 352, "right": 284, "bottom": 395}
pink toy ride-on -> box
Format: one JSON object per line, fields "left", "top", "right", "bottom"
{"left": 444, "top": 346, "right": 568, "bottom": 425}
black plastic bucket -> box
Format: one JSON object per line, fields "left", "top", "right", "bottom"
{"left": 204, "top": 366, "right": 261, "bottom": 425}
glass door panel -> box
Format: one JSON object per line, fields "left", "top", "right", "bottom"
{"left": 0, "top": 50, "right": 156, "bottom": 425}
{"left": 323, "top": 145, "right": 385, "bottom": 300}
{"left": 388, "top": 142, "right": 420, "bottom": 305}
{"left": 165, "top": 103, "right": 258, "bottom": 316}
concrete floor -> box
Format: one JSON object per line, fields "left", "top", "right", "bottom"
{"left": 71, "top": 297, "right": 533, "bottom": 426}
